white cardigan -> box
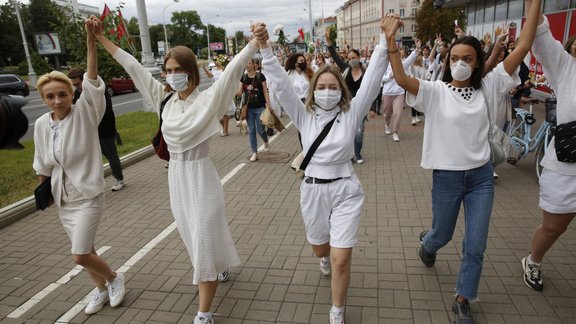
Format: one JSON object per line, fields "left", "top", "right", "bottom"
{"left": 113, "top": 42, "right": 258, "bottom": 153}
{"left": 533, "top": 17, "right": 576, "bottom": 175}
{"left": 33, "top": 75, "right": 106, "bottom": 205}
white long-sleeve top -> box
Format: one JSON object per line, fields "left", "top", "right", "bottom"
{"left": 262, "top": 35, "right": 389, "bottom": 179}
{"left": 287, "top": 70, "right": 309, "bottom": 100}
{"left": 382, "top": 49, "right": 418, "bottom": 96}
{"left": 533, "top": 17, "right": 576, "bottom": 175}
{"left": 33, "top": 74, "right": 106, "bottom": 205}
{"left": 113, "top": 43, "right": 258, "bottom": 153}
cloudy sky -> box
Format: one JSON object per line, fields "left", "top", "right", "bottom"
{"left": 7, "top": 0, "right": 345, "bottom": 40}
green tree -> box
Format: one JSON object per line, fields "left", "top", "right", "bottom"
{"left": 234, "top": 31, "right": 246, "bottom": 53}
{"left": 414, "top": 0, "right": 466, "bottom": 45}
{"left": 0, "top": 3, "right": 25, "bottom": 67}
{"left": 170, "top": 10, "right": 204, "bottom": 50}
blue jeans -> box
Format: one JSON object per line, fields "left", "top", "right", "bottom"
{"left": 421, "top": 162, "right": 494, "bottom": 300}
{"left": 354, "top": 116, "right": 367, "bottom": 160}
{"left": 246, "top": 106, "right": 268, "bottom": 153}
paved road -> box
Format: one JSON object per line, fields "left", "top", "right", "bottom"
{"left": 19, "top": 69, "right": 214, "bottom": 141}
{"left": 1, "top": 107, "right": 574, "bottom": 323}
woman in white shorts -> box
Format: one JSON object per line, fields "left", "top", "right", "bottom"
{"left": 521, "top": 5, "right": 576, "bottom": 292}
{"left": 253, "top": 18, "right": 391, "bottom": 324}
{"left": 32, "top": 17, "right": 125, "bottom": 316}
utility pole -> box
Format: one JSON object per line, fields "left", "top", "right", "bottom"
{"left": 307, "top": 0, "right": 313, "bottom": 44}
{"left": 12, "top": 0, "right": 37, "bottom": 88}
{"left": 135, "top": 0, "right": 161, "bottom": 112}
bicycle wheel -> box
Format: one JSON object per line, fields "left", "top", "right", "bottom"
{"left": 535, "top": 127, "right": 553, "bottom": 179}
{"left": 507, "top": 115, "right": 525, "bottom": 139}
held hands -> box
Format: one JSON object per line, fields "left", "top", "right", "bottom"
{"left": 381, "top": 14, "right": 403, "bottom": 39}
{"left": 85, "top": 16, "right": 104, "bottom": 40}
{"left": 251, "top": 22, "right": 269, "bottom": 48}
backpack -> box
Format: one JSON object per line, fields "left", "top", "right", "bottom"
{"left": 151, "top": 93, "right": 174, "bottom": 161}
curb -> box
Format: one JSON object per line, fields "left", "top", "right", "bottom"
{"left": 0, "top": 145, "right": 156, "bottom": 229}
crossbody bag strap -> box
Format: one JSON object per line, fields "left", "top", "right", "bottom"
{"left": 299, "top": 112, "right": 340, "bottom": 172}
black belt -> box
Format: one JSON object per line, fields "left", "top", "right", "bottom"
{"left": 305, "top": 177, "right": 342, "bottom": 184}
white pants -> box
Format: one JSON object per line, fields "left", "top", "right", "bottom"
{"left": 300, "top": 174, "right": 364, "bottom": 248}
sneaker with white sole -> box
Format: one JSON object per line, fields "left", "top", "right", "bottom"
{"left": 218, "top": 269, "right": 230, "bottom": 282}
{"left": 111, "top": 180, "right": 125, "bottom": 192}
{"left": 107, "top": 272, "right": 125, "bottom": 307}
{"left": 84, "top": 289, "right": 109, "bottom": 315}
{"left": 329, "top": 310, "right": 345, "bottom": 324}
{"left": 194, "top": 315, "right": 214, "bottom": 324}
{"left": 249, "top": 153, "right": 257, "bottom": 162}
{"left": 452, "top": 299, "right": 474, "bottom": 324}
{"left": 385, "top": 124, "right": 391, "bottom": 134}
{"left": 320, "top": 256, "right": 331, "bottom": 276}
{"left": 263, "top": 142, "right": 270, "bottom": 152}
{"left": 411, "top": 117, "right": 417, "bottom": 125}
{"left": 392, "top": 133, "right": 400, "bottom": 142}
{"left": 522, "top": 256, "right": 543, "bottom": 291}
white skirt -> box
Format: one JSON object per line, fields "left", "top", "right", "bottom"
{"left": 539, "top": 168, "right": 576, "bottom": 214}
{"left": 168, "top": 140, "right": 241, "bottom": 284}
{"left": 58, "top": 193, "right": 104, "bottom": 255}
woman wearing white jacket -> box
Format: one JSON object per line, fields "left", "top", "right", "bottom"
{"left": 252, "top": 17, "right": 392, "bottom": 324}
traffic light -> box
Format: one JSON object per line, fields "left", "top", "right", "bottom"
{"left": 0, "top": 95, "right": 29, "bottom": 149}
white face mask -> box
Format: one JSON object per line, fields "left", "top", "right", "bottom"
{"left": 314, "top": 89, "right": 342, "bottom": 111}
{"left": 166, "top": 73, "right": 189, "bottom": 91}
{"left": 450, "top": 60, "right": 473, "bottom": 81}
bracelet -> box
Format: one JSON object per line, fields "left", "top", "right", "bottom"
{"left": 387, "top": 48, "right": 399, "bottom": 54}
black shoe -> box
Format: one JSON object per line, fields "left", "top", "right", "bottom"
{"left": 452, "top": 299, "right": 474, "bottom": 324}
{"left": 521, "top": 256, "right": 543, "bottom": 291}
{"left": 267, "top": 128, "right": 275, "bottom": 136}
{"left": 418, "top": 230, "right": 436, "bottom": 267}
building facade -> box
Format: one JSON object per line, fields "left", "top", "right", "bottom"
{"left": 336, "top": 0, "right": 422, "bottom": 50}
{"left": 53, "top": 0, "right": 100, "bottom": 18}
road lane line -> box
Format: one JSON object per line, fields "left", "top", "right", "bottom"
{"left": 6, "top": 246, "right": 111, "bottom": 319}
{"left": 54, "top": 158, "right": 253, "bottom": 323}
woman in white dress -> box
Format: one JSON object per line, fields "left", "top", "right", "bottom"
{"left": 93, "top": 18, "right": 259, "bottom": 324}
{"left": 33, "top": 17, "right": 125, "bottom": 316}
{"left": 253, "top": 18, "right": 390, "bottom": 324}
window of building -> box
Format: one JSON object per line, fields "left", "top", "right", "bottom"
{"left": 495, "top": 0, "right": 508, "bottom": 21}
{"left": 400, "top": 25, "right": 405, "bottom": 34}
{"left": 389, "top": 9, "right": 394, "bottom": 14}
{"left": 508, "top": 0, "right": 524, "bottom": 18}
{"left": 412, "top": 8, "right": 417, "bottom": 16}
{"left": 484, "top": 0, "right": 495, "bottom": 22}
{"left": 400, "top": 9, "right": 405, "bottom": 17}
{"left": 572, "top": 0, "right": 576, "bottom": 8}
{"left": 544, "top": 0, "right": 570, "bottom": 13}
{"left": 412, "top": 24, "right": 416, "bottom": 32}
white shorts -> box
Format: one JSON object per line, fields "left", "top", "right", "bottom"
{"left": 58, "top": 194, "right": 104, "bottom": 255}
{"left": 300, "top": 174, "right": 365, "bottom": 248}
{"left": 539, "top": 168, "right": 576, "bottom": 214}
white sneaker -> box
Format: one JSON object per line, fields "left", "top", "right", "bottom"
{"left": 329, "top": 310, "right": 345, "bottom": 324}
{"left": 320, "top": 257, "right": 331, "bottom": 276}
{"left": 218, "top": 269, "right": 230, "bottom": 282}
{"left": 84, "top": 289, "right": 109, "bottom": 315}
{"left": 250, "top": 153, "right": 257, "bottom": 162}
{"left": 111, "top": 180, "right": 125, "bottom": 192}
{"left": 493, "top": 172, "right": 499, "bottom": 179}
{"left": 107, "top": 272, "right": 125, "bottom": 307}
{"left": 385, "top": 124, "right": 391, "bottom": 134}
{"left": 263, "top": 142, "right": 270, "bottom": 152}
{"left": 194, "top": 315, "right": 214, "bottom": 324}
{"left": 356, "top": 159, "right": 364, "bottom": 164}
{"left": 392, "top": 133, "right": 400, "bottom": 142}
{"left": 411, "top": 117, "right": 417, "bottom": 125}
{"left": 415, "top": 115, "right": 422, "bottom": 123}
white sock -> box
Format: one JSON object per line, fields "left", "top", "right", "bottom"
{"left": 330, "top": 305, "right": 343, "bottom": 314}
{"left": 528, "top": 254, "right": 541, "bottom": 267}
{"left": 197, "top": 311, "right": 212, "bottom": 319}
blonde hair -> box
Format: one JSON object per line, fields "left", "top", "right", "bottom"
{"left": 37, "top": 71, "right": 74, "bottom": 98}
{"left": 414, "top": 55, "right": 423, "bottom": 67}
{"left": 304, "top": 65, "right": 351, "bottom": 112}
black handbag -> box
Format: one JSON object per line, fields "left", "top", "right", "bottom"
{"left": 34, "top": 177, "right": 52, "bottom": 210}
{"left": 151, "top": 93, "right": 174, "bottom": 161}
{"left": 553, "top": 120, "right": 576, "bottom": 162}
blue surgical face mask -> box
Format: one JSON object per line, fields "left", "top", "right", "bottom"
{"left": 166, "top": 73, "right": 189, "bottom": 91}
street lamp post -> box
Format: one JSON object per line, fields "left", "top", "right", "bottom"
{"left": 206, "top": 20, "right": 211, "bottom": 60}
{"left": 12, "top": 0, "right": 37, "bottom": 88}
{"left": 162, "top": 0, "right": 179, "bottom": 55}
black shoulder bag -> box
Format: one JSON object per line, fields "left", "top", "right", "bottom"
{"left": 151, "top": 93, "right": 174, "bottom": 161}
{"left": 553, "top": 120, "right": 576, "bottom": 163}
{"left": 295, "top": 113, "right": 340, "bottom": 179}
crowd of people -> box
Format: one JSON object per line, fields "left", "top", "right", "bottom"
{"left": 30, "top": 0, "right": 576, "bottom": 323}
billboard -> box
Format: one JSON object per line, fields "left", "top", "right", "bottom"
{"left": 34, "top": 32, "right": 63, "bottom": 55}
{"left": 286, "top": 43, "right": 308, "bottom": 54}
{"left": 209, "top": 42, "right": 224, "bottom": 51}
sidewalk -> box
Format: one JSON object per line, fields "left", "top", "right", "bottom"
{"left": 0, "top": 109, "right": 575, "bottom": 323}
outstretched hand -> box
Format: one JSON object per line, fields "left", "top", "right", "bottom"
{"left": 85, "top": 15, "right": 103, "bottom": 40}
{"left": 252, "top": 22, "right": 269, "bottom": 48}
{"left": 381, "top": 14, "right": 403, "bottom": 39}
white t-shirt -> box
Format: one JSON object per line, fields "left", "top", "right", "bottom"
{"left": 406, "top": 62, "right": 520, "bottom": 170}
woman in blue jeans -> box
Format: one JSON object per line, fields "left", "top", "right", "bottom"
{"left": 239, "top": 58, "right": 270, "bottom": 162}
{"left": 384, "top": 1, "right": 541, "bottom": 323}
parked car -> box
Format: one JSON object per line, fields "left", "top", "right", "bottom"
{"left": 106, "top": 77, "right": 137, "bottom": 97}
{"left": 0, "top": 74, "right": 29, "bottom": 97}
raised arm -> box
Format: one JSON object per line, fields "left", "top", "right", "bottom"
{"left": 203, "top": 65, "right": 213, "bottom": 79}
{"left": 503, "top": 0, "right": 542, "bottom": 75}
{"left": 86, "top": 17, "right": 97, "bottom": 81}
{"left": 483, "top": 32, "right": 508, "bottom": 76}
{"left": 325, "top": 31, "right": 349, "bottom": 72}
{"left": 384, "top": 15, "right": 420, "bottom": 95}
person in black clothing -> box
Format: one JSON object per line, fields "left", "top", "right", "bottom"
{"left": 68, "top": 67, "right": 125, "bottom": 191}
{"left": 325, "top": 31, "right": 368, "bottom": 164}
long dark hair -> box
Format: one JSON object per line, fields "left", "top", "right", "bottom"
{"left": 565, "top": 34, "right": 576, "bottom": 54}
{"left": 285, "top": 53, "right": 305, "bottom": 72}
{"left": 441, "top": 36, "right": 485, "bottom": 89}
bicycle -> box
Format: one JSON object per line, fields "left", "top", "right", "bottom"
{"left": 506, "top": 83, "right": 557, "bottom": 178}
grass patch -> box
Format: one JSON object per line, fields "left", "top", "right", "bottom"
{"left": 0, "top": 111, "right": 157, "bottom": 208}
